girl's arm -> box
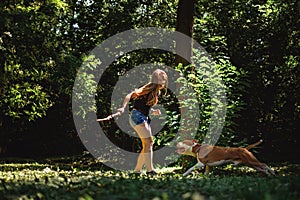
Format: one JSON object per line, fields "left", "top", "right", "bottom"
{"left": 117, "top": 85, "right": 149, "bottom": 113}
{"left": 117, "top": 92, "right": 134, "bottom": 114}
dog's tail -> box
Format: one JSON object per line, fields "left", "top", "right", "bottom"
{"left": 245, "top": 139, "right": 263, "bottom": 150}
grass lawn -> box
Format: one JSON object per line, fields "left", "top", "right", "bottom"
{"left": 0, "top": 157, "right": 299, "bottom": 200}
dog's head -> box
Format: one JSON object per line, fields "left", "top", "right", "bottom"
{"left": 176, "top": 140, "right": 199, "bottom": 157}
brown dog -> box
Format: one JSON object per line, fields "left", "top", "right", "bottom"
{"left": 176, "top": 139, "right": 275, "bottom": 176}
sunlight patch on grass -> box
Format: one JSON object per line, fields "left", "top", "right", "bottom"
{"left": 0, "top": 162, "right": 299, "bottom": 200}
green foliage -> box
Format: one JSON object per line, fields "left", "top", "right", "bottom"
{"left": 73, "top": 55, "right": 99, "bottom": 120}
{"left": 159, "top": 58, "right": 248, "bottom": 148}
{"left": 0, "top": 160, "right": 299, "bottom": 200}
{"left": 214, "top": 59, "right": 250, "bottom": 146}
{"left": 0, "top": 0, "right": 299, "bottom": 161}
{"left": 194, "top": 0, "right": 300, "bottom": 155}
{"left": 0, "top": 62, "right": 52, "bottom": 121}
{"left": 0, "top": 0, "right": 70, "bottom": 122}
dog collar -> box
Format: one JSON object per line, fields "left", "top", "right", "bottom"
{"left": 193, "top": 144, "right": 202, "bottom": 153}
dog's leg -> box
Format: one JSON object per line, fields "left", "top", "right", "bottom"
{"left": 254, "top": 165, "right": 275, "bottom": 175}
{"left": 183, "top": 162, "right": 204, "bottom": 176}
{"left": 239, "top": 149, "right": 275, "bottom": 175}
{"left": 266, "top": 166, "right": 275, "bottom": 175}
{"left": 204, "top": 165, "right": 210, "bottom": 175}
{"left": 253, "top": 166, "right": 269, "bottom": 175}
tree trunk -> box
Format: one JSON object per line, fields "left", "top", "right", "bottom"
{"left": 175, "top": 0, "right": 196, "bottom": 67}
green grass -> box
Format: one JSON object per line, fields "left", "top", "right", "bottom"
{"left": 0, "top": 158, "right": 299, "bottom": 200}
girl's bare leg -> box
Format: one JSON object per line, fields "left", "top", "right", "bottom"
{"left": 133, "top": 122, "right": 154, "bottom": 172}
{"left": 134, "top": 139, "right": 146, "bottom": 171}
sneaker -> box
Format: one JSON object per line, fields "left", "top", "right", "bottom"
{"left": 146, "top": 170, "right": 158, "bottom": 176}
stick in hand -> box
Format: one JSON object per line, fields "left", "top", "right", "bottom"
{"left": 96, "top": 111, "right": 122, "bottom": 122}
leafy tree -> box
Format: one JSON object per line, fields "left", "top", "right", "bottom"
{"left": 0, "top": 0, "right": 298, "bottom": 161}
{"left": 194, "top": 0, "right": 300, "bottom": 160}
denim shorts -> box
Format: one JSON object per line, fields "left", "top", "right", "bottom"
{"left": 129, "top": 109, "right": 148, "bottom": 128}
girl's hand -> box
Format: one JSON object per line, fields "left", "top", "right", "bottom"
{"left": 151, "top": 109, "right": 161, "bottom": 116}
{"left": 117, "top": 107, "right": 125, "bottom": 114}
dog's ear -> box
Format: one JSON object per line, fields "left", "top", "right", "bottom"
{"left": 193, "top": 139, "right": 199, "bottom": 143}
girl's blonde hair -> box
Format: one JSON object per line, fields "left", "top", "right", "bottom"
{"left": 133, "top": 69, "right": 168, "bottom": 106}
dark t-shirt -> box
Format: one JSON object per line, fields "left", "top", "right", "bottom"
{"left": 131, "top": 93, "right": 151, "bottom": 116}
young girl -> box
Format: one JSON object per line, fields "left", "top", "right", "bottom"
{"left": 117, "top": 69, "right": 168, "bottom": 175}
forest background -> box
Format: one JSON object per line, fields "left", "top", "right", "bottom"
{"left": 0, "top": 0, "right": 299, "bottom": 163}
